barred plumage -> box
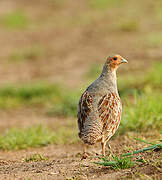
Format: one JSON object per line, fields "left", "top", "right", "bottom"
{"left": 77, "top": 55, "right": 128, "bottom": 158}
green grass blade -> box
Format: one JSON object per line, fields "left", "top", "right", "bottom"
{"left": 94, "top": 161, "right": 118, "bottom": 166}
{"left": 135, "top": 159, "right": 145, "bottom": 163}
{"left": 121, "top": 143, "right": 162, "bottom": 157}
{"left": 134, "top": 138, "right": 155, "bottom": 145}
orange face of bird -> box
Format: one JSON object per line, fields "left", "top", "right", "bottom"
{"left": 107, "top": 55, "right": 128, "bottom": 70}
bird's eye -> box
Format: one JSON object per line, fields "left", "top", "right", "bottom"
{"left": 113, "top": 57, "right": 117, "bottom": 60}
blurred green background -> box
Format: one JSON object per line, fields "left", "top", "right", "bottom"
{"left": 0, "top": 0, "right": 161, "bottom": 149}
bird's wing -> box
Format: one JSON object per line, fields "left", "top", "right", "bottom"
{"left": 77, "top": 91, "right": 93, "bottom": 137}
{"left": 97, "top": 93, "right": 122, "bottom": 134}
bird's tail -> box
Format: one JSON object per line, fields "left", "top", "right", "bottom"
{"left": 79, "top": 124, "right": 102, "bottom": 145}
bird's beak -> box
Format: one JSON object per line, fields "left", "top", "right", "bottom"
{"left": 121, "top": 58, "right": 128, "bottom": 63}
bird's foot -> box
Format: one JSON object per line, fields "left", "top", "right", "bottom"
{"left": 95, "top": 152, "right": 106, "bottom": 159}
{"left": 81, "top": 153, "right": 88, "bottom": 160}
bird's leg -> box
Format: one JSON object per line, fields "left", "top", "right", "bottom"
{"left": 107, "top": 143, "right": 113, "bottom": 158}
{"left": 108, "top": 144, "right": 112, "bottom": 154}
{"left": 108, "top": 144, "right": 112, "bottom": 151}
{"left": 101, "top": 142, "right": 106, "bottom": 156}
{"left": 81, "top": 143, "right": 88, "bottom": 160}
{"left": 101, "top": 136, "right": 106, "bottom": 156}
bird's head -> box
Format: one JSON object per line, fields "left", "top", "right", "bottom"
{"left": 106, "top": 55, "right": 128, "bottom": 71}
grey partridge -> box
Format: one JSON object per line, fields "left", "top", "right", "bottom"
{"left": 77, "top": 55, "right": 128, "bottom": 159}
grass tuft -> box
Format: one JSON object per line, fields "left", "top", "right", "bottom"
{"left": 24, "top": 153, "right": 48, "bottom": 162}
{"left": 0, "top": 125, "right": 55, "bottom": 150}
{"left": 118, "top": 63, "right": 162, "bottom": 97}
{"left": 9, "top": 47, "right": 46, "bottom": 62}
{"left": 145, "top": 63, "right": 162, "bottom": 87}
{"left": 0, "top": 83, "right": 58, "bottom": 108}
{"left": 154, "top": 1, "right": 162, "bottom": 22}
{"left": 146, "top": 33, "right": 162, "bottom": 48}
{"left": 0, "top": 11, "right": 29, "bottom": 29}
{"left": 0, "top": 123, "right": 78, "bottom": 150}
{"left": 48, "top": 92, "right": 78, "bottom": 117}
{"left": 88, "top": 0, "right": 123, "bottom": 10}
{"left": 0, "top": 82, "right": 80, "bottom": 117}
{"left": 94, "top": 155, "right": 135, "bottom": 169}
{"left": 95, "top": 138, "right": 161, "bottom": 169}
{"left": 118, "top": 19, "right": 139, "bottom": 32}
{"left": 120, "top": 92, "right": 162, "bottom": 134}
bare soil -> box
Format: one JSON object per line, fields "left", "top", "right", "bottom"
{"left": 0, "top": 138, "right": 161, "bottom": 180}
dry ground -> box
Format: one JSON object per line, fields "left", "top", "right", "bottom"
{"left": 0, "top": 0, "right": 161, "bottom": 179}
{"left": 0, "top": 137, "right": 161, "bottom": 180}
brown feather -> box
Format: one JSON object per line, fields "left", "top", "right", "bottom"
{"left": 97, "top": 93, "right": 122, "bottom": 140}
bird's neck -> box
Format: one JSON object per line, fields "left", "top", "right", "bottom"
{"left": 100, "top": 66, "right": 118, "bottom": 93}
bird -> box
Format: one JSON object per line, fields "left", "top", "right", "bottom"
{"left": 77, "top": 54, "right": 128, "bottom": 159}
